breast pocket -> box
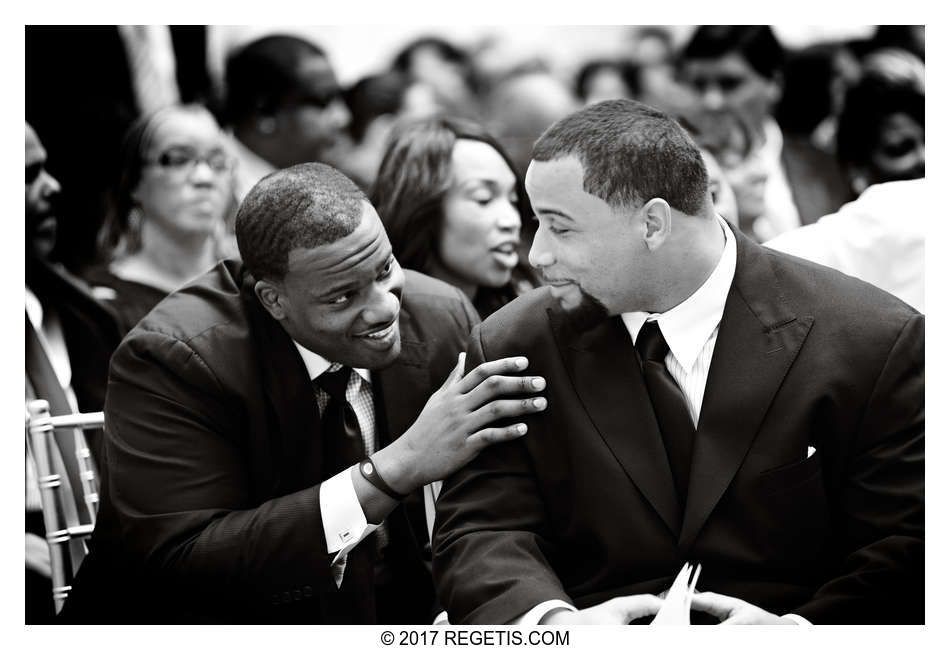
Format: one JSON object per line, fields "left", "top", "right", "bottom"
{"left": 754, "top": 451, "right": 824, "bottom": 496}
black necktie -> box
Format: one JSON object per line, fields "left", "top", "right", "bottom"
{"left": 315, "top": 366, "right": 364, "bottom": 476}
{"left": 636, "top": 321, "right": 695, "bottom": 507}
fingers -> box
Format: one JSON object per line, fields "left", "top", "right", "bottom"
{"left": 437, "top": 352, "right": 468, "bottom": 391}
{"left": 470, "top": 397, "right": 548, "bottom": 430}
{"left": 463, "top": 373, "right": 546, "bottom": 410}
{"left": 610, "top": 594, "right": 666, "bottom": 623}
{"left": 455, "top": 356, "right": 529, "bottom": 394}
{"left": 467, "top": 423, "right": 529, "bottom": 449}
{"left": 689, "top": 591, "right": 738, "bottom": 620}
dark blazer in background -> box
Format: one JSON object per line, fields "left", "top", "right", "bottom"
{"left": 433, "top": 228, "right": 923, "bottom": 624}
{"left": 62, "top": 261, "right": 479, "bottom": 623}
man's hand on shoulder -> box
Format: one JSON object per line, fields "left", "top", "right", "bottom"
{"left": 690, "top": 592, "right": 797, "bottom": 625}
{"left": 541, "top": 595, "right": 665, "bottom": 625}
{"left": 372, "top": 353, "right": 547, "bottom": 494}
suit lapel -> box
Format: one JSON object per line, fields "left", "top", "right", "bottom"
{"left": 241, "top": 271, "right": 324, "bottom": 494}
{"left": 679, "top": 231, "right": 814, "bottom": 551}
{"left": 552, "top": 308, "right": 682, "bottom": 537}
{"left": 377, "top": 307, "right": 430, "bottom": 446}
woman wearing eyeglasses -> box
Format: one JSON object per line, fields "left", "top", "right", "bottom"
{"left": 86, "top": 104, "right": 238, "bottom": 334}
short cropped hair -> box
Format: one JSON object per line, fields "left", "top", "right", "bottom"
{"left": 532, "top": 99, "right": 708, "bottom": 215}
{"left": 236, "top": 163, "right": 365, "bottom": 281}
{"left": 224, "top": 35, "right": 326, "bottom": 126}
{"left": 681, "top": 26, "right": 785, "bottom": 80}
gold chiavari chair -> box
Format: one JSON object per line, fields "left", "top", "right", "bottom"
{"left": 25, "top": 399, "right": 102, "bottom": 614}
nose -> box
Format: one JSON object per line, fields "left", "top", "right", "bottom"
{"left": 363, "top": 266, "right": 403, "bottom": 326}
{"left": 189, "top": 159, "right": 217, "bottom": 184}
{"left": 329, "top": 98, "right": 352, "bottom": 131}
{"left": 701, "top": 86, "right": 726, "bottom": 112}
{"left": 40, "top": 169, "right": 61, "bottom": 198}
{"left": 528, "top": 227, "right": 555, "bottom": 270}
{"left": 496, "top": 200, "right": 521, "bottom": 233}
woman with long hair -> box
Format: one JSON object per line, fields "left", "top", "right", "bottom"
{"left": 372, "top": 116, "right": 537, "bottom": 318}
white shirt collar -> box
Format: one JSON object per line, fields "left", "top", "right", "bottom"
{"left": 291, "top": 339, "right": 372, "bottom": 383}
{"left": 621, "top": 216, "right": 737, "bottom": 372}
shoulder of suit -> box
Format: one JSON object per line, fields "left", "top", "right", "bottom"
{"left": 124, "top": 259, "right": 248, "bottom": 350}
{"left": 761, "top": 243, "right": 921, "bottom": 324}
{"left": 400, "top": 269, "right": 477, "bottom": 316}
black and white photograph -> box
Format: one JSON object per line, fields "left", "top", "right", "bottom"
{"left": 14, "top": 9, "right": 939, "bottom": 645}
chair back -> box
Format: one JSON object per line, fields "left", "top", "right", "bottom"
{"left": 26, "top": 399, "right": 103, "bottom": 613}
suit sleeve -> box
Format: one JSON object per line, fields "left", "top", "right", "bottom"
{"left": 791, "top": 313, "right": 924, "bottom": 623}
{"left": 432, "top": 323, "right": 571, "bottom": 624}
{"left": 103, "top": 330, "right": 340, "bottom": 607}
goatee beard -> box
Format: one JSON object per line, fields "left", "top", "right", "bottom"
{"left": 562, "top": 289, "right": 610, "bottom": 332}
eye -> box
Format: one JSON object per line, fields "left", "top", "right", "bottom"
{"left": 157, "top": 148, "right": 195, "bottom": 169}
{"left": 718, "top": 76, "right": 743, "bottom": 93}
{"left": 327, "top": 293, "right": 352, "bottom": 306}
{"left": 206, "top": 150, "right": 232, "bottom": 172}
{"left": 379, "top": 257, "right": 395, "bottom": 278}
{"left": 548, "top": 223, "right": 570, "bottom": 236}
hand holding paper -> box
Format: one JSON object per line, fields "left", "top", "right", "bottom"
{"left": 651, "top": 562, "right": 701, "bottom": 625}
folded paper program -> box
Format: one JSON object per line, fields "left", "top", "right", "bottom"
{"left": 651, "top": 562, "right": 702, "bottom": 625}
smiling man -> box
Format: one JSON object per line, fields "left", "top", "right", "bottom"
{"left": 61, "top": 163, "right": 548, "bottom": 623}
{"left": 432, "top": 99, "right": 923, "bottom": 625}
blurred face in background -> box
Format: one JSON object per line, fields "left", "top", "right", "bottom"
{"left": 134, "top": 108, "right": 234, "bottom": 241}
{"left": 719, "top": 142, "right": 769, "bottom": 232}
{"left": 274, "top": 54, "right": 352, "bottom": 167}
{"left": 25, "top": 123, "right": 62, "bottom": 259}
{"left": 680, "top": 53, "right": 779, "bottom": 127}
{"left": 434, "top": 139, "right": 522, "bottom": 296}
{"left": 867, "top": 112, "right": 925, "bottom": 186}
{"left": 700, "top": 149, "right": 738, "bottom": 227}
{"left": 583, "top": 67, "right": 635, "bottom": 105}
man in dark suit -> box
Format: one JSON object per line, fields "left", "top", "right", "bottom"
{"left": 61, "top": 163, "right": 548, "bottom": 623}
{"left": 432, "top": 99, "right": 923, "bottom": 624}
{"left": 25, "top": 122, "right": 122, "bottom": 623}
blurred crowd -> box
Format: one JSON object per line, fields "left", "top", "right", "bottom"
{"left": 24, "top": 24, "right": 925, "bottom": 622}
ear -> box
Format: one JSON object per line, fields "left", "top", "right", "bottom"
{"left": 765, "top": 72, "right": 783, "bottom": 108}
{"left": 254, "top": 279, "right": 286, "bottom": 321}
{"left": 641, "top": 198, "right": 673, "bottom": 251}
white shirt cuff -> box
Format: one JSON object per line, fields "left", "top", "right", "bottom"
{"left": 511, "top": 600, "right": 576, "bottom": 625}
{"left": 319, "top": 466, "right": 379, "bottom": 588}
{"left": 782, "top": 613, "right": 813, "bottom": 625}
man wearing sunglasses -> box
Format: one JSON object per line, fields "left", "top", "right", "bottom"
{"left": 224, "top": 34, "right": 352, "bottom": 201}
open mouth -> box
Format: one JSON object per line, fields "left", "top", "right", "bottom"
{"left": 356, "top": 319, "right": 397, "bottom": 341}
{"left": 490, "top": 242, "right": 519, "bottom": 269}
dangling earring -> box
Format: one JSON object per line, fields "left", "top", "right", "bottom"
{"left": 124, "top": 206, "right": 145, "bottom": 255}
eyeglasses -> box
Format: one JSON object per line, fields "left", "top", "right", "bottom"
{"left": 146, "top": 146, "right": 234, "bottom": 175}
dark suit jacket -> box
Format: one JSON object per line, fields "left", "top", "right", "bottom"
{"left": 62, "top": 260, "right": 479, "bottom": 623}
{"left": 433, "top": 229, "right": 923, "bottom": 624}
{"left": 26, "top": 257, "right": 123, "bottom": 416}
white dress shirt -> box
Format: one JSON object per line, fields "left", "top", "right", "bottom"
{"left": 515, "top": 219, "right": 809, "bottom": 625}
{"left": 765, "top": 179, "right": 925, "bottom": 313}
{"left": 26, "top": 288, "right": 80, "bottom": 512}
{"left": 292, "top": 341, "right": 379, "bottom": 588}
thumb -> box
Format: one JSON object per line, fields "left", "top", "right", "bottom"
{"left": 616, "top": 594, "right": 665, "bottom": 623}
{"left": 439, "top": 352, "right": 466, "bottom": 390}
{"left": 452, "top": 352, "right": 467, "bottom": 382}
